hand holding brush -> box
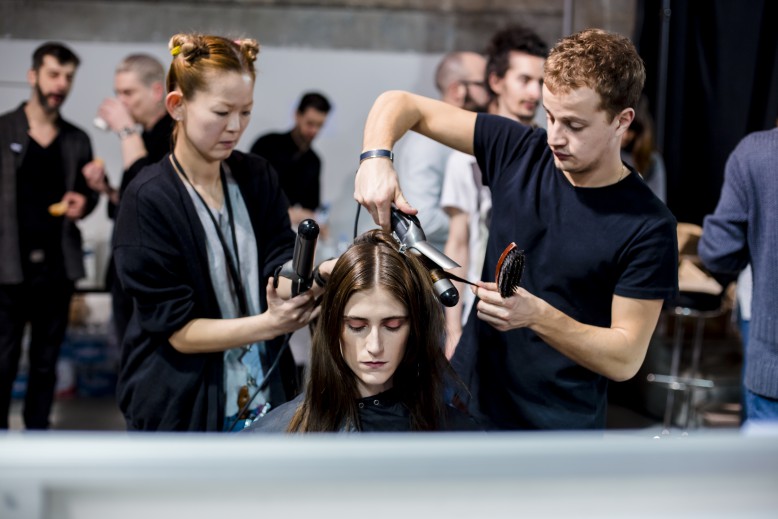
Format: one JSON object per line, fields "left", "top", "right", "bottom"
{"left": 444, "top": 242, "right": 526, "bottom": 298}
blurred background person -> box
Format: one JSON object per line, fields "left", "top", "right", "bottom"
{"left": 0, "top": 42, "right": 99, "bottom": 429}
{"left": 250, "top": 92, "right": 331, "bottom": 228}
{"left": 441, "top": 25, "right": 548, "bottom": 356}
{"left": 483, "top": 24, "right": 547, "bottom": 125}
{"left": 620, "top": 95, "right": 666, "bottom": 203}
{"left": 82, "top": 54, "right": 174, "bottom": 344}
{"left": 699, "top": 126, "right": 778, "bottom": 424}
{"left": 393, "top": 51, "right": 489, "bottom": 252}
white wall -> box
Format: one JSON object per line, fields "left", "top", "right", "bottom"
{"left": 1, "top": 39, "right": 440, "bottom": 286}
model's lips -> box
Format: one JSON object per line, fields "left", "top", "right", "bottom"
{"left": 220, "top": 140, "right": 236, "bottom": 148}
{"left": 362, "top": 361, "right": 387, "bottom": 369}
{"left": 552, "top": 151, "right": 571, "bottom": 161}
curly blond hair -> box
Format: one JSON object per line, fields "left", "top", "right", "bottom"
{"left": 544, "top": 29, "right": 645, "bottom": 120}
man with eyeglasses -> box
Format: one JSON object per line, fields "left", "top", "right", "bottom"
{"left": 392, "top": 51, "right": 489, "bottom": 252}
{"left": 441, "top": 25, "right": 548, "bottom": 356}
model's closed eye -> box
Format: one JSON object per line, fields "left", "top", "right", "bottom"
{"left": 383, "top": 318, "right": 407, "bottom": 331}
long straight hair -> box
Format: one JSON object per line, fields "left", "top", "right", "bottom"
{"left": 288, "top": 230, "right": 451, "bottom": 432}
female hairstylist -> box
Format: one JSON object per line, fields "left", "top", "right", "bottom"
{"left": 113, "top": 33, "right": 333, "bottom": 431}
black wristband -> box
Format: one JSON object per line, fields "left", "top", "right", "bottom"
{"left": 313, "top": 258, "right": 334, "bottom": 288}
{"left": 359, "top": 149, "right": 394, "bottom": 163}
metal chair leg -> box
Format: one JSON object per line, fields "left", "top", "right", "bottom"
{"left": 663, "top": 314, "right": 685, "bottom": 433}
{"left": 682, "top": 316, "right": 707, "bottom": 432}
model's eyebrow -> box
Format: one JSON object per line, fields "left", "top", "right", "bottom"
{"left": 343, "top": 315, "right": 408, "bottom": 322}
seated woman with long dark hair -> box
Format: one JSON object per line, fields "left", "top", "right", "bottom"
{"left": 246, "top": 230, "right": 478, "bottom": 432}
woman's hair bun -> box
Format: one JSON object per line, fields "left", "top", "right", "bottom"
{"left": 234, "top": 38, "right": 260, "bottom": 64}
{"left": 168, "top": 33, "right": 209, "bottom": 64}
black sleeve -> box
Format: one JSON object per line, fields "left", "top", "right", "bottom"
{"left": 473, "top": 113, "right": 536, "bottom": 188}
{"left": 113, "top": 179, "right": 198, "bottom": 336}
{"left": 615, "top": 216, "right": 679, "bottom": 301}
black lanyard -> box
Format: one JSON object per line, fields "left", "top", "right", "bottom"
{"left": 170, "top": 154, "right": 249, "bottom": 317}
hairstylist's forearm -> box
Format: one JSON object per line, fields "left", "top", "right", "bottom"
{"left": 169, "top": 285, "right": 319, "bottom": 353}
{"left": 357, "top": 92, "right": 478, "bottom": 229}
{"left": 362, "top": 91, "right": 477, "bottom": 155}
{"left": 168, "top": 314, "right": 287, "bottom": 354}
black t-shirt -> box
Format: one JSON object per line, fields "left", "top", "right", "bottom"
{"left": 250, "top": 131, "right": 320, "bottom": 210}
{"left": 452, "top": 114, "right": 678, "bottom": 430}
{"left": 16, "top": 135, "right": 66, "bottom": 271}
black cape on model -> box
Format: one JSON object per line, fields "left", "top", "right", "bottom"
{"left": 244, "top": 387, "right": 482, "bottom": 433}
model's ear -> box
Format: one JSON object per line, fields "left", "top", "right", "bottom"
{"left": 27, "top": 68, "right": 37, "bottom": 88}
{"left": 166, "top": 90, "right": 184, "bottom": 120}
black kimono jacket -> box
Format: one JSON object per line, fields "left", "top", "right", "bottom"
{"left": 113, "top": 151, "right": 297, "bottom": 431}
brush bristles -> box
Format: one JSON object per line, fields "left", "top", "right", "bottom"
{"left": 497, "top": 247, "right": 525, "bottom": 298}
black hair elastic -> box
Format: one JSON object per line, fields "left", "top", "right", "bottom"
{"left": 312, "top": 259, "right": 333, "bottom": 288}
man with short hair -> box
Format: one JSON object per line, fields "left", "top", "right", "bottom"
{"left": 84, "top": 54, "right": 172, "bottom": 210}
{"left": 250, "top": 92, "right": 331, "bottom": 227}
{"left": 0, "top": 42, "right": 99, "bottom": 429}
{"left": 355, "top": 29, "right": 678, "bottom": 430}
{"left": 393, "top": 51, "right": 489, "bottom": 251}
{"left": 484, "top": 24, "right": 547, "bottom": 125}
{"left": 441, "top": 26, "right": 548, "bottom": 355}
{"left": 82, "top": 54, "right": 174, "bottom": 343}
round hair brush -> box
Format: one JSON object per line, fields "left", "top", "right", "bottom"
{"left": 495, "top": 242, "right": 525, "bottom": 298}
